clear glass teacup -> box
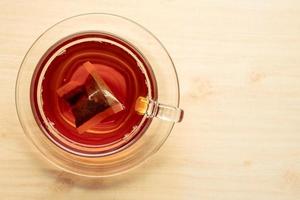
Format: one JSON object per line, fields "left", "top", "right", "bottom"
{"left": 16, "top": 13, "right": 183, "bottom": 177}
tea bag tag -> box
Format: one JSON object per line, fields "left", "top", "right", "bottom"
{"left": 135, "top": 96, "right": 149, "bottom": 115}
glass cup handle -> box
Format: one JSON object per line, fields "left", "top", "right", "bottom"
{"left": 135, "top": 97, "right": 184, "bottom": 123}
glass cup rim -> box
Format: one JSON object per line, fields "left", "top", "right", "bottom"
{"left": 31, "top": 32, "right": 157, "bottom": 157}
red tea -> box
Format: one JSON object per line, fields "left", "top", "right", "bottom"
{"left": 31, "top": 32, "right": 157, "bottom": 154}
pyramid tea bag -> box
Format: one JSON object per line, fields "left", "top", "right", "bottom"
{"left": 57, "top": 61, "right": 124, "bottom": 133}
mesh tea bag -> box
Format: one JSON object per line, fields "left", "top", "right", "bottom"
{"left": 57, "top": 61, "right": 124, "bottom": 133}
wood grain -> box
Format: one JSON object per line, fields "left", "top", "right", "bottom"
{"left": 0, "top": 0, "right": 300, "bottom": 199}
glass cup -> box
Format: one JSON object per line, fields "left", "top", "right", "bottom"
{"left": 16, "top": 13, "right": 183, "bottom": 177}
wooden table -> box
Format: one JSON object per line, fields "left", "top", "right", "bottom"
{"left": 1, "top": 1, "right": 300, "bottom": 199}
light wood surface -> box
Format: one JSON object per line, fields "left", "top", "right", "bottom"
{"left": 1, "top": 0, "right": 300, "bottom": 199}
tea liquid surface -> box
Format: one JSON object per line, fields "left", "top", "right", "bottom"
{"left": 31, "top": 33, "right": 157, "bottom": 147}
